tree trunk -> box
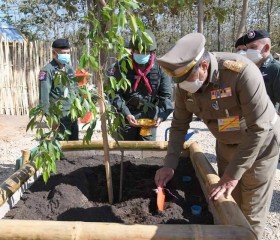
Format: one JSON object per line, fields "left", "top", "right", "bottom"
{"left": 236, "top": 0, "right": 249, "bottom": 38}
{"left": 198, "top": 0, "right": 204, "bottom": 33}
{"left": 87, "top": 0, "right": 114, "bottom": 204}
{"left": 267, "top": 0, "right": 273, "bottom": 33}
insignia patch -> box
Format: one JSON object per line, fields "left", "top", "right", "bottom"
{"left": 223, "top": 60, "right": 246, "bottom": 73}
{"left": 247, "top": 31, "right": 255, "bottom": 39}
{"left": 108, "top": 67, "right": 116, "bottom": 76}
{"left": 39, "top": 71, "right": 47, "bottom": 81}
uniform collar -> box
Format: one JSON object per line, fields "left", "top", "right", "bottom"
{"left": 208, "top": 53, "right": 219, "bottom": 84}
{"left": 260, "top": 54, "right": 273, "bottom": 68}
{"left": 50, "top": 59, "right": 69, "bottom": 70}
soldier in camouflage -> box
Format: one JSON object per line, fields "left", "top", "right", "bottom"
{"left": 38, "top": 39, "right": 78, "bottom": 140}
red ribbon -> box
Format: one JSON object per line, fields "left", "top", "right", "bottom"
{"left": 132, "top": 53, "right": 155, "bottom": 94}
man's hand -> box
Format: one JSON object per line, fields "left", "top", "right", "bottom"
{"left": 209, "top": 174, "right": 238, "bottom": 200}
{"left": 154, "top": 117, "right": 163, "bottom": 127}
{"left": 154, "top": 167, "right": 174, "bottom": 187}
{"left": 126, "top": 115, "right": 139, "bottom": 127}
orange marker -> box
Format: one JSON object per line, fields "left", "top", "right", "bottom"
{"left": 157, "top": 187, "right": 165, "bottom": 212}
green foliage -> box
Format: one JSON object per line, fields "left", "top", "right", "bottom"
{"left": 27, "top": 71, "right": 99, "bottom": 183}
{"left": 26, "top": 0, "right": 151, "bottom": 183}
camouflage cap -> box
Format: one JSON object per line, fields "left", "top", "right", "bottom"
{"left": 244, "top": 30, "right": 270, "bottom": 45}
{"left": 52, "top": 39, "right": 70, "bottom": 49}
{"left": 156, "top": 32, "right": 206, "bottom": 83}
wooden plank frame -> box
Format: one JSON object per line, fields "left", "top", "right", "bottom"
{"left": 0, "top": 140, "right": 256, "bottom": 240}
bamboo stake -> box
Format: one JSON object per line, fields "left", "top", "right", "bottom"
{"left": 21, "top": 149, "right": 30, "bottom": 165}
{"left": 119, "top": 150, "right": 124, "bottom": 201}
{"left": 0, "top": 220, "right": 255, "bottom": 240}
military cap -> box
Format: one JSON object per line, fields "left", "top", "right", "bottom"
{"left": 235, "top": 35, "right": 246, "bottom": 48}
{"left": 52, "top": 38, "right": 70, "bottom": 49}
{"left": 244, "top": 30, "right": 270, "bottom": 45}
{"left": 157, "top": 32, "right": 206, "bottom": 83}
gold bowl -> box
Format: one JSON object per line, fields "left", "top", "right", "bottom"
{"left": 137, "top": 118, "right": 156, "bottom": 127}
{"left": 137, "top": 118, "right": 156, "bottom": 137}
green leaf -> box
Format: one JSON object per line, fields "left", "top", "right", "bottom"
{"left": 43, "top": 170, "right": 49, "bottom": 183}
{"left": 88, "top": 56, "right": 99, "bottom": 70}
{"left": 74, "top": 98, "right": 82, "bottom": 111}
{"left": 142, "top": 31, "right": 153, "bottom": 45}
{"left": 129, "top": 15, "right": 138, "bottom": 33}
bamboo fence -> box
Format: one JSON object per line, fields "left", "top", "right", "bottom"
{"left": 0, "top": 39, "right": 80, "bottom": 115}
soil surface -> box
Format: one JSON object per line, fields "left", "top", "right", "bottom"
{"left": 4, "top": 154, "right": 213, "bottom": 225}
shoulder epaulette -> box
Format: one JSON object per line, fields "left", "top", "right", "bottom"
{"left": 223, "top": 60, "right": 247, "bottom": 73}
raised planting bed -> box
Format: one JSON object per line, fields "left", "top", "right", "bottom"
{"left": 0, "top": 141, "right": 256, "bottom": 240}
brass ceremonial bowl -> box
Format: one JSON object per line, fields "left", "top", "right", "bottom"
{"left": 137, "top": 118, "right": 156, "bottom": 137}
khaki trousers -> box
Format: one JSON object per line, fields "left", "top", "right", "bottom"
{"left": 216, "top": 130, "right": 279, "bottom": 240}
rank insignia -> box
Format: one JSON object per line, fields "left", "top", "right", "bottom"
{"left": 223, "top": 60, "right": 246, "bottom": 73}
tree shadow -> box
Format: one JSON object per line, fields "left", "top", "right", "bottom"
{"left": 58, "top": 206, "right": 124, "bottom": 222}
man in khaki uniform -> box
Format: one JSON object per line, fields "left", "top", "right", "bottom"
{"left": 154, "top": 32, "right": 280, "bottom": 239}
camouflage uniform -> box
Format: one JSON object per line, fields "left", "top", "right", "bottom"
{"left": 39, "top": 59, "right": 78, "bottom": 140}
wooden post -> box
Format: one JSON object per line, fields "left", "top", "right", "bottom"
{"left": 21, "top": 149, "right": 31, "bottom": 165}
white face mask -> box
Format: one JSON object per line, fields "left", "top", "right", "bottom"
{"left": 246, "top": 49, "right": 263, "bottom": 63}
{"left": 237, "top": 50, "right": 247, "bottom": 56}
{"left": 179, "top": 78, "right": 204, "bottom": 93}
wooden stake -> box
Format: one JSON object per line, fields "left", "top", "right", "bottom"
{"left": 119, "top": 150, "right": 124, "bottom": 202}
{"left": 21, "top": 149, "right": 31, "bottom": 165}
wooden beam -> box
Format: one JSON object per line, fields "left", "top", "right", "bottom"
{"left": 186, "top": 141, "right": 255, "bottom": 236}
{"left": 0, "top": 220, "right": 255, "bottom": 240}
{"left": 60, "top": 140, "right": 169, "bottom": 151}
{"left": 0, "top": 163, "right": 36, "bottom": 206}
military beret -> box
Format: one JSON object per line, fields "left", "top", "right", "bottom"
{"left": 52, "top": 39, "right": 70, "bottom": 49}
{"left": 156, "top": 32, "right": 206, "bottom": 83}
{"left": 244, "top": 30, "right": 270, "bottom": 45}
{"left": 235, "top": 35, "right": 246, "bottom": 48}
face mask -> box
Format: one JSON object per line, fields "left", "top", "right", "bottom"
{"left": 57, "top": 53, "right": 71, "bottom": 65}
{"left": 237, "top": 50, "right": 247, "bottom": 56}
{"left": 133, "top": 53, "right": 150, "bottom": 64}
{"left": 246, "top": 49, "right": 263, "bottom": 63}
{"left": 179, "top": 78, "right": 204, "bottom": 93}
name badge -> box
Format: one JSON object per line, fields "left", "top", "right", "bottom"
{"left": 211, "top": 87, "right": 232, "bottom": 100}
{"left": 218, "top": 116, "right": 240, "bottom": 132}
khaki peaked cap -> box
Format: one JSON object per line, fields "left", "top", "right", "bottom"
{"left": 157, "top": 32, "right": 206, "bottom": 83}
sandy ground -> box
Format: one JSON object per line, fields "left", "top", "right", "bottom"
{"left": 0, "top": 114, "right": 279, "bottom": 239}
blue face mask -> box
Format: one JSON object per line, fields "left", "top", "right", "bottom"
{"left": 133, "top": 53, "right": 151, "bottom": 64}
{"left": 57, "top": 53, "right": 71, "bottom": 65}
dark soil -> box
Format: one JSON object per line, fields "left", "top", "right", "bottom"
{"left": 4, "top": 153, "right": 213, "bottom": 225}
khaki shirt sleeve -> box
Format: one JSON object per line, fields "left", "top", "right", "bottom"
{"left": 225, "top": 63, "right": 274, "bottom": 180}
{"left": 164, "top": 86, "right": 193, "bottom": 169}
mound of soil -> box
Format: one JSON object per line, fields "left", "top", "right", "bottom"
{"left": 4, "top": 153, "right": 213, "bottom": 225}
